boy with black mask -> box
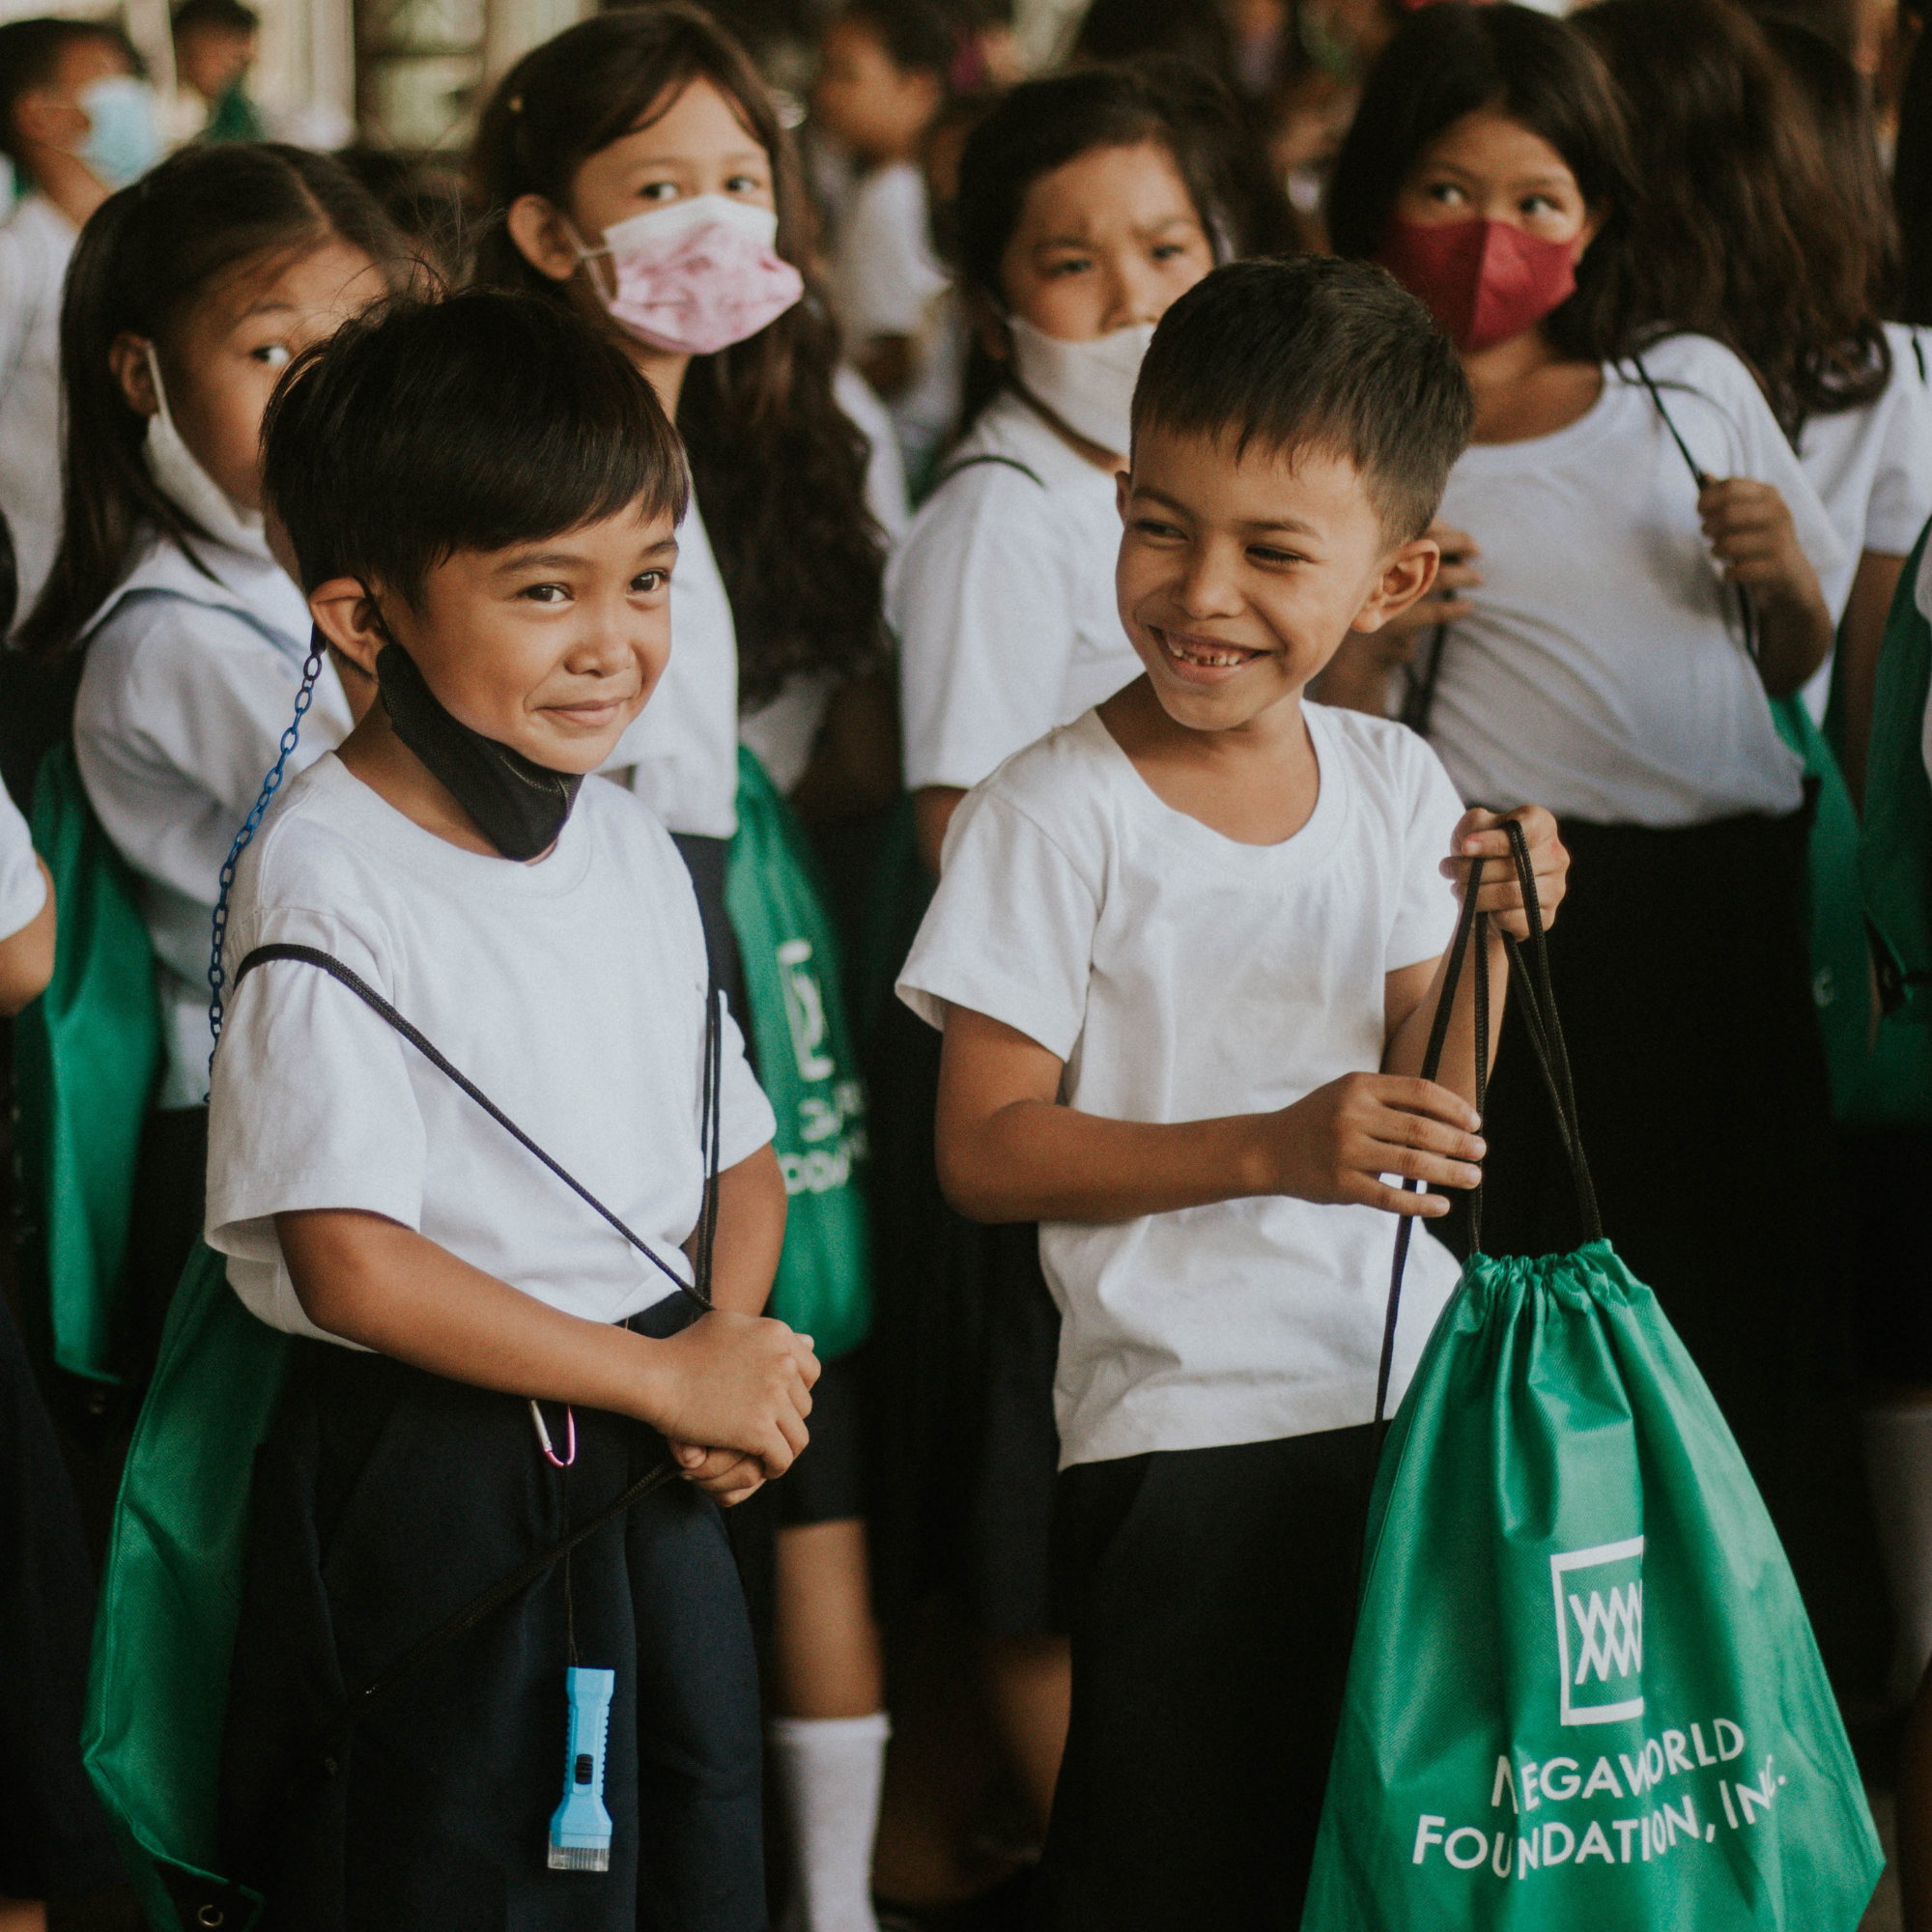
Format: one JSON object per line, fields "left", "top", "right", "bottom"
{"left": 207, "top": 289, "right": 815, "bottom": 1927}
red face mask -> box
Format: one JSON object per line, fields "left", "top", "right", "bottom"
{"left": 1376, "top": 216, "right": 1578, "bottom": 353}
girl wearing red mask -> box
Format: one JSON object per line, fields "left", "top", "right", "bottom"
{"left": 1323, "top": 1, "right": 1848, "bottom": 1624}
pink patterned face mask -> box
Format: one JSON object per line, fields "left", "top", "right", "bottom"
{"left": 580, "top": 194, "right": 803, "bottom": 356}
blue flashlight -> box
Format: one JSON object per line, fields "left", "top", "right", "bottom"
{"left": 548, "top": 1666, "right": 615, "bottom": 1871}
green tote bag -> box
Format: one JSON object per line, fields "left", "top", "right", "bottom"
{"left": 1301, "top": 826, "right": 1882, "bottom": 1932}
{"left": 12, "top": 743, "right": 162, "bottom": 1382}
{"left": 83, "top": 1241, "right": 292, "bottom": 1932}
{"left": 724, "top": 746, "right": 872, "bottom": 1360}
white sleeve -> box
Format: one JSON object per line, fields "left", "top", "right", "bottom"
{"left": 205, "top": 900, "right": 426, "bottom": 1262}
{"left": 897, "top": 782, "right": 1098, "bottom": 1059}
{"left": 832, "top": 167, "right": 946, "bottom": 341}
{"left": 1865, "top": 340, "right": 1932, "bottom": 555}
{"left": 716, "top": 991, "right": 778, "bottom": 1173}
{"left": 0, "top": 223, "right": 36, "bottom": 413}
{"left": 0, "top": 785, "right": 46, "bottom": 943}
{"left": 891, "top": 473, "right": 1083, "bottom": 790}
{"left": 1387, "top": 733, "right": 1469, "bottom": 972}
{"left": 73, "top": 600, "right": 346, "bottom": 917}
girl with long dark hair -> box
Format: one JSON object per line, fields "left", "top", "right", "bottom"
{"left": 19, "top": 141, "right": 404, "bottom": 1345}
{"left": 1325, "top": 1, "right": 1848, "bottom": 1612}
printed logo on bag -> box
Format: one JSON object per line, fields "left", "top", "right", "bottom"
{"left": 1551, "top": 1537, "right": 1644, "bottom": 1726}
{"left": 776, "top": 939, "right": 837, "bottom": 1082}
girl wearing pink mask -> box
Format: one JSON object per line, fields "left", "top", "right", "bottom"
{"left": 471, "top": 15, "right": 897, "bottom": 1932}
{"left": 1325, "top": 1, "right": 1847, "bottom": 1629}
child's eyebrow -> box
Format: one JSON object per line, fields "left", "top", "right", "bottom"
{"left": 623, "top": 147, "right": 767, "bottom": 171}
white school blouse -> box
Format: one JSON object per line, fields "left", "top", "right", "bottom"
{"left": 603, "top": 496, "right": 739, "bottom": 839}
{"left": 889, "top": 390, "right": 1141, "bottom": 793}
{"left": 72, "top": 534, "right": 353, "bottom": 1109}
{"left": 1427, "top": 332, "right": 1846, "bottom": 828}
{"left": 898, "top": 703, "right": 1466, "bottom": 1468}
{"left": 207, "top": 755, "right": 775, "bottom": 1344}
{"left": 0, "top": 782, "right": 46, "bottom": 942}
{"left": 1796, "top": 323, "right": 1932, "bottom": 717}
{"left": 0, "top": 196, "right": 76, "bottom": 630}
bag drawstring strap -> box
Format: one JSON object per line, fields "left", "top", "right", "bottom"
{"left": 1371, "top": 821, "right": 1600, "bottom": 1453}
{"left": 1628, "top": 355, "right": 1760, "bottom": 666}
{"left": 233, "top": 943, "right": 716, "bottom": 1311}
{"left": 226, "top": 942, "right": 731, "bottom": 1779}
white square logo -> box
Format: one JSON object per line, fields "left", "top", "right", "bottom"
{"left": 1551, "top": 1536, "right": 1645, "bottom": 1727}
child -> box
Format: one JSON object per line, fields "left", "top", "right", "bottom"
{"left": 0, "top": 508, "right": 120, "bottom": 1932}
{"left": 1324, "top": 2, "right": 1846, "bottom": 1594}
{"left": 169, "top": 0, "right": 266, "bottom": 142}
{"left": 0, "top": 16, "right": 156, "bottom": 626}
{"left": 870, "top": 68, "right": 1273, "bottom": 1890}
{"left": 17, "top": 143, "right": 402, "bottom": 1355}
{"left": 900, "top": 254, "right": 1566, "bottom": 1925}
{"left": 209, "top": 288, "right": 816, "bottom": 1925}
{"left": 1577, "top": 0, "right": 1932, "bottom": 765}
{"left": 470, "top": 17, "right": 895, "bottom": 1925}
{"left": 810, "top": 0, "right": 958, "bottom": 478}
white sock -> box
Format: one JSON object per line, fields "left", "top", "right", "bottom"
{"left": 1863, "top": 1404, "right": 1932, "bottom": 1703}
{"left": 768, "top": 1711, "right": 891, "bottom": 1932}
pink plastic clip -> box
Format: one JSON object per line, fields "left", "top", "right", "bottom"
{"left": 529, "top": 1400, "right": 578, "bottom": 1468}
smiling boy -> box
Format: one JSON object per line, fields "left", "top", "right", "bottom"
{"left": 207, "top": 292, "right": 814, "bottom": 1927}
{"left": 897, "top": 257, "right": 1570, "bottom": 1928}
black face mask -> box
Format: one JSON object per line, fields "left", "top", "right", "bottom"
{"left": 375, "top": 641, "right": 582, "bottom": 862}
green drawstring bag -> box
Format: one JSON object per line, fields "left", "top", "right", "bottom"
{"left": 725, "top": 747, "right": 872, "bottom": 1360}
{"left": 1301, "top": 827, "right": 1882, "bottom": 1932}
{"left": 83, "top": 1240, "right": 291, "bottom": 1932}
{"left": 1861, "top": 523, "right": 1932, "bottom": 1031}
{"left": 12, "top": 743, "right": 162, "bottom": 1382}
{"left": 1771, "top": 692, "right": 1872, "bottom": 1117}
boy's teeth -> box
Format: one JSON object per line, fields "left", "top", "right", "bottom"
{"left": 1169, "top": 635, "right": 1247, "bottom": 668}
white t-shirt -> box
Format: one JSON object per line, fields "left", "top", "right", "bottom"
{"left": 73, "top": 534, "right": 353, "bottom": 1110}
{"left": 828, "top": 161, "right": 961, "bottom": 482}
{"left": 898, "top": 702, "right": 1467, "bottom": 1467}
{"left": 890, "top": 390, "right": 1141, "bottom": 792}
{"left": 0, "top": 196, "right": 76, "bottom": 630}
{"left": 603, "top": 497, "right": 739, "bottom": 839}
{"left": 207, "top": 754, "right": 775, "bottom": 1345}
{"left": 0, "top": 782, "right": 46, "bottom": 942}
{"left": 1427, "top": 332, "right": 1846, "bottom": 827}
{"left": 833, "top": 361, "right": 912, "bottom": 543}
{"left": 1796, "top": 323, "right": 1932, "bottom": 717}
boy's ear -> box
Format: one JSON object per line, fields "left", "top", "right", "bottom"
{"left": 506, "top": 193, "right": 582, "bottom": 284}
{"left": 1349, "top": 537, "right": 1440, "bottom": 635}
{"left": 309, "top": 577, "right": 386, "bottom": 679}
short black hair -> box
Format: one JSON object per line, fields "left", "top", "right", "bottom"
{"left": 172, "top": 0, "right": 260, "bottom": 35}
{"left": 0, "top": 15, "right": 131, "bottom": 160}
{"left": 838, "top": 0, "right": 961, "bottom": 80}
{"left": 263, "top": 289, "right": 689, "bottom": 605}
{"left": 1132, "top": 256, "right": 1473, "bottom": 543}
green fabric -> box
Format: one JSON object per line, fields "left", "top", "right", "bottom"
{"left": 83, "top": 1241, "right": 290, "bottom": 1932}
{"left": 11, "top": 744, "right": 161, "bottom": 1381}
{"left": 201, "top": 81, "right": 268, "bottom": 141}
{"left": 1302, "top": 1239, "right": 1882, "bottom": 1930}
{"left": 724, "top": 748, "right": 872, "bottom": 1359}
{"left": 1861, "top": 523, "right": 1932, "bottom": 1032}
{"left": 1771, "top": 694, "right": 1872, "bottom": 1117}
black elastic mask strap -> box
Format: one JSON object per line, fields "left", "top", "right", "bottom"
{"left": 364, "top": 593, "right": 582, "bottom": 862}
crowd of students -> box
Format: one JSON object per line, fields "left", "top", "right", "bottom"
{"left": 0, "top": 0, "right": 1928, "bottom": 1926}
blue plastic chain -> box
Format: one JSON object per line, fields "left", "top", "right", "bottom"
{"left": 206, "top": 629, "right": 327, "bottom": 1067}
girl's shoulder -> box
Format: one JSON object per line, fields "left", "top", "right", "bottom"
{"left": 78, "top": 533, "right": 309, "bottom": 656}
{"left": 1616, "top": 332, "right": 1771, "bottom": 423}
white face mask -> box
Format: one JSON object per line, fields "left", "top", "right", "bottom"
{"left": 1007, "top": 314, "right": 1157, "bottom": 459}
{"left": 141, "top": 348, "right": 273, "bottom": 563}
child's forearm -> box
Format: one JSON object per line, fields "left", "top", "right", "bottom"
{"left": 0, "top": 860, "right": 56, "bottom": 1017}
{"left": 693, "top": 1143, "right": 788, "bottom": 1317}
{"left": 1753, "top": 582, "right": 1833, "bottom": 696}
{"left": 937, "top": 1096, "right": 1279, "bottom": 1224}
{"left": 276, "top": 1207, "right": 685, "bottom": 1424}
{"left": 1381, "top": 924, "right": 1509, "bottom": 1108}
